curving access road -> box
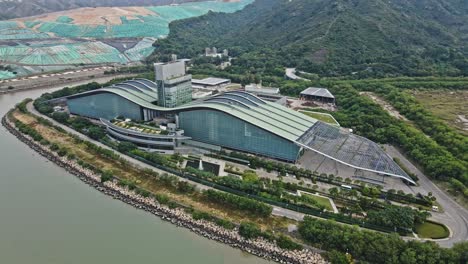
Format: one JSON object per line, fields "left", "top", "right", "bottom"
{"left": 28, "top": 101, "right": 468, "bottom": 248}
{"left": 386, "top": 145, "right": 468, "bottom": 247}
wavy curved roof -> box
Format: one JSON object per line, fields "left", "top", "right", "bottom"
{"left": 124, "top": 79, "right": 158, "bottom": 92}
{"left": 68, "top": 87, "right": 317, "bottom": 142}
{"left": 67, "top": 79, "right": 413, "bottom": 183}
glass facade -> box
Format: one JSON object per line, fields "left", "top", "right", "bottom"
{"left": 179, "top": 109, "right": 300, "bottom": 161}
{"left": 157, "top": 78, "right": 192, "bottom": 108}
{"left": 68, "top": 92, "right": 142, "bottom": 120}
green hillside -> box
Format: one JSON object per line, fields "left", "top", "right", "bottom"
{"left": 151, "top": 0, "right": 468, "bottom": 77}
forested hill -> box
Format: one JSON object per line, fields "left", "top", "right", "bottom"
{"left": 151, "top": 0, "right": 468, "bottom": 77}
{"left": 0, "top": 0, "right": 201, "bottom": 20}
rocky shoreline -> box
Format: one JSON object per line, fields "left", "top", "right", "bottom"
{"left": 2, "top": 114, "right": 327, "bottom": 264}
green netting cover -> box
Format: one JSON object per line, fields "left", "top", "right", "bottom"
{"left": 31, "top": 0, "right": 253, "bottom": 39}
{"left": 0, "top": 70, "right": 16, "bottom": 80}
{"left": 0, "top": 28, "right": 49, "bottom": 40}
{"left": 56, "top": 16, "right": 74, "bottom": 23}
{"left": 0, "top": 42, "right": 128, "bottom": 65}
{"left": 0, "top": 0, "right": 254, "bottom": 64}
{"left": 124, "top": 37, "right": 156, "bottom": 62}
{"left": 0, "top": 21, "right": 18, "bottom": 30}
{"left": 24, "top": 21, "right": 41, "bottom": 28}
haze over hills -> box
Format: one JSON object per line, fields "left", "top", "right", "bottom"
{"left": 0, "top": 0, "right": 202, "bottom": 20}
{"left": 153, "top": 0, "right": 468, "bottom": 77}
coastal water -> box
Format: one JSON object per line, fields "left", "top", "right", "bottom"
{"left": 0, "top": 87, "right": 271, "bottom": 264}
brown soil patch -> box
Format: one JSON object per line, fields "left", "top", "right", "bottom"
{"left": 411, "top": 90, "right": 468, "bottom": 135}
{"left": 15, "top": 7, "right": 156, "bottom": 26}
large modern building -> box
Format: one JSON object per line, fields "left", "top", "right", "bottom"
{"left": 154, "top": 61, "right": 192, "bottom": 108}
{"left": 66, "top": 76, "right": 415, "bottom": 184}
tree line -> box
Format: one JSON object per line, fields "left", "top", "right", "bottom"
{"left": 203, "top": 189, "right": 272, "bottom": 218}
{"left": 277, "top": 82, "right": 468, "bottom": 195}
{"left": 299, "top": 216, "right": 468, "bottom": 264}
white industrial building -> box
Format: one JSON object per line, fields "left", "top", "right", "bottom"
{"left": 192, "top": 77, "right": 231, "bottom": 90}
{"left": 245, "top": 83, "right": 280, "bottom": 95}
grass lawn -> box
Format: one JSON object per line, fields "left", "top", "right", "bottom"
{"left": 411, "top": 90, "right": 468, "bottom": 135}
{"left": 415, "top": 221, "right": 449, "bottom": 239}
{"left": 12, "top": 110, "right": 294, "bottom": 231}
{"left": 300, "top": 111, "right": 339, "bottom": 126}
{"left": 302, "top": 193, "right": 334, "bottom": 212}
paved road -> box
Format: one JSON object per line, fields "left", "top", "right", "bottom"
{"left": 272, "top": 207, "right": 305, "bottom": 221}
{"left": 27, "top": 102, "right": 310, "bottom": 223}
{"left": 285, "top": 68, "right": 309, "bottom": 81}
{"left": 28, "top": 102, "right": 468, "bottom": 247}
{"left": 27, "top": 102, "right": 213, "bottom": 190}
{"left": 1, "top": 67, "right": 137, "bottom": 94}
{"left": 386, "top": 145, "right": 468, "bottom": 247}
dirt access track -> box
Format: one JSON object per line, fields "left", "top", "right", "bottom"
{"left": 360, "top": 92, "right": 408, "bottom": 121}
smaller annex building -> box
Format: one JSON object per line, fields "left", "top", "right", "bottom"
{"left": 192, "top": 77, "right": 231, "bottom": 90}
{"left": 300, "top": 87, "right": 335, "bottom": 104}
{"left": 245, "top": 83, "right": 280, "bottom": 95}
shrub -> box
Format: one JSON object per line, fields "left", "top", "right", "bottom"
{"left": 17, "top": 99, "right": 32, "bottom": 113}
{"left": 192, "top": 210, "right": 212, "bottom": 221}
{"left": 214, "top": 218, "right": 235, "bottom": 230}
{"left": 167, "top": 201, "right": 178, "bottom": 209}
{"left": 276, "top": 235, "right": 303, "bottom": 250}
{"left": 117, "top": 141, "right": 138, "bottom": 153}
{"left": 203, "top": 189, "right": 272, "bottom": 217}
{"left": 139, "top": 189, "right": 151, "bottom": 198}
{"left": 87, "top": 126, "right": 106, "bottom": 140}
{"left": 100, "top": 171, "right": 113, "bottom": 183}
{"left": 155, "top": 193, "right": 170, "bottom": 204}
{"left": 177, "top": 181, "right": 196, "bottom": 193}
{"left": 239, "top": 222, "right": 262, "bottom": 239}
{"left": 57, "top": 148, "right": 68, "bottom": 157}
{"left": 50, "top": 143, "right": 59, "bottom": 151}
{"left": 51, "top": 112, "right": 69, "bottom": 123}
{"left": 39, "top": 139, "right": 50, "bottom": 146}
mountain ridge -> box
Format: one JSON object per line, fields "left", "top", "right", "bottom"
{"left": 152, "top": 0, "right": 468, "bottom": 77}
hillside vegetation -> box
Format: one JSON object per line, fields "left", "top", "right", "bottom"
{"left": 151, "top": 0, "right": 468, "bottom": 77}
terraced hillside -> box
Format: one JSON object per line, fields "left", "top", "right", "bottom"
{"left": 0, "top": 0, "right": 253, "bottom": 79}
{"left": 0, "top": 0, "right": 204, "bottom": 20}
{"left": 13, "top": 1, "right": 252, "bottom": 39}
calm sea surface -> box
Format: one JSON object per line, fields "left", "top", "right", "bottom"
{"left": 0, "top": 87, "right": 271, "bottom": 264}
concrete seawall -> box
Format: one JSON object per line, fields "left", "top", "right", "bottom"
{"left": 1, "top": 113, "right": 327, "bottom": 264}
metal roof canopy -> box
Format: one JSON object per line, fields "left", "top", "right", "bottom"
{"left": 300, "top": 87, "right": 335, "bottom": 99}
{"left": 296, "top": 122, "right": 415, "bottom": 184}
{"left": 192, "top": 77, "right": 231, "bottom": 86}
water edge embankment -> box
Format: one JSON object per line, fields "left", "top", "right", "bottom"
{"left": 1, "top": 113, "right": 327, "bottom": 264}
